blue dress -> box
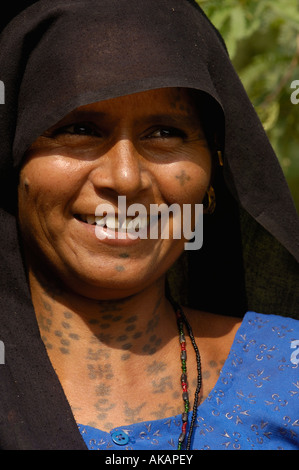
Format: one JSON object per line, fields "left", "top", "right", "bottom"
{"left": 78, "top": 312, "right": 299, "bottom": 450}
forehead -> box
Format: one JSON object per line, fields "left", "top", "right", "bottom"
{"left": 66, "top": 88, "right": 199, "bottom": 119}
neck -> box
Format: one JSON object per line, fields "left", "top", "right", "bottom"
{"left": 28, "top": 270, "right": 185, "bottom": 430}
{"left": 29, "top": 269, "right": 177, "bottom": 360}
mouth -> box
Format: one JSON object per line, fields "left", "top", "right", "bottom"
{"left": 74, "top": 213, "right": 151, "bottom": 232}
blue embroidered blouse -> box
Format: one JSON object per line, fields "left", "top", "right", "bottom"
{"left": 78, "top": 312, "right": 299, "bottom": 450}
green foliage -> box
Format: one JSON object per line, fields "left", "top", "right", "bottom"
{"left": 198, "top": 0, "right": 299, "bottom": 210}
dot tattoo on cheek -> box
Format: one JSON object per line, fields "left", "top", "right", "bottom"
{"left": 115, "top": 265, "right": 125, "bottom": 272}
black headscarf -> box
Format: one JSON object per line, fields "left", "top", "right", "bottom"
{"left": 0, "top": 0, "right": 298, "bottom": 449}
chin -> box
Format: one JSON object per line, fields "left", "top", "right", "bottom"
{"left": 65, "top": 278, "right": 152, "bottom": 301}
{"left": 55, "top": 265, "right": 158, "bottom": 300}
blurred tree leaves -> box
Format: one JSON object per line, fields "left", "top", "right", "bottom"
{"left": 198, "top": 0, "right": 299, "bottom": 210}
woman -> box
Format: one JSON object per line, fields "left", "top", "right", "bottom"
{"left": 0, "top": 0, "right": 298, "bottom": 451}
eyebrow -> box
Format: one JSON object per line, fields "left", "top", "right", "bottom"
{"left": 56, "top": 109, "right": 204, "bottom": 134}
{"left": 142, "top": 113, "right": 203, "bottom": 128}
{"left": 60, "top": 109, "right": 107, "bottom": 123}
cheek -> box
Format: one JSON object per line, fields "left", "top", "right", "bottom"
{"left": 156, "top": 160, "right": 211, "bottom": 205}
{"left": 20, "top": 156, "right": 75, "bottom": 191}
{"left": 18, "top": 158, "right": 79, "bottom": 241}
{"left": 18, "top": 156, "right": 83, "bottom": 208}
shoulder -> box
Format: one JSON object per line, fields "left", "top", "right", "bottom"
{"left": 182, "top": 306, "right": 243, "bottom": 340}
{"left": 182, "top": 308, "right": 299, "bottom": 366}
{"left": 181, "top": 307, "right": 243, "bottom": 360}
{"left": 241, "top": 311, "right": 299, "bottom": 364}
{"left": 223, "top": 311, "right": 299, "bottom": 376}
{"left": 183, "top": 308, "right": 299, "bottom": 338}
{"left": 242, "top": 311, "right": 299, "bottom": 340}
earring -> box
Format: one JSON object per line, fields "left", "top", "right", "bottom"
{"left": 203, "top": 186, "right": 216, "bottom": 214}
{"left": 217, "top": 150, "right": 223, "bottom": 166}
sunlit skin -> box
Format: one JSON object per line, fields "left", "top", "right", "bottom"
{"left": 17, "top": 88, "right": 241, "bottom": 431}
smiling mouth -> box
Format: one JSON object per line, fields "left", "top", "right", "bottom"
{"left": 74, "top": 214, "right": 151, "bottom": 232}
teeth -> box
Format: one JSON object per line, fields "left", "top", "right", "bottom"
{"left": 86, "top": 215, "right": 96, "bottom": 225}
{"left": 126, "top": 216, "right": 148, "bottom": 231}
{"left": 95, "top": 216, "right": 106, "bottom": 226}
{"left": 119, "top": 217, "right": 131, "bottom": 230}
{"left": 79, "top": 214, "right": 150, "bottom": 230}
{"left": 106, "top": 216, "right": 120, "bottom": 230}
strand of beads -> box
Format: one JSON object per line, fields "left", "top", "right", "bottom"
{"left": 176, "top": 308, "right": 190, "bottom": 450}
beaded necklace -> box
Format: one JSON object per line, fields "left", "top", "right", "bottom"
{"left": 171, "top": 300, "right": 202, "bottom": 450}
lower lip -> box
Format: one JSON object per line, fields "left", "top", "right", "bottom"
{"left": 75, "top": 218, "right": 155, "bottom": 246}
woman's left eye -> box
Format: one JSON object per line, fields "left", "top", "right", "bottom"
{"left": 146, "top": 127, "right": 187, "bottom": 140}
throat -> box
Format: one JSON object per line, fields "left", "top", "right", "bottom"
{"left": 32, "top": 281, "right": 197, "bottom": 433}
{"left": 64, "top": 346, "right": 184, "bottom": 433}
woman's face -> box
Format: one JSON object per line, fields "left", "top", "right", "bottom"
{"left": 18, "top": 88, "right": 211, "bottom": 299}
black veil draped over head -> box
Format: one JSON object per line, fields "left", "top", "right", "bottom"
{"left": 0, "top": 0, "right": 298, "bottom": 449}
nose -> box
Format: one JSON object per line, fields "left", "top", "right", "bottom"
{"left": 89, "top": 138, "right": 151, "bottom": 199}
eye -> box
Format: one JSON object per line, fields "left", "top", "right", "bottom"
{"left": 146, "top": 127, "right": 187, "bottom": 140}
{"left": 53, "top": 122, "right": 102, "bottom": 137}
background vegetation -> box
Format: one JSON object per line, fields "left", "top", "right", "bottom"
{"left": 198, "top": 0, "right": 299, "bottom": 210}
